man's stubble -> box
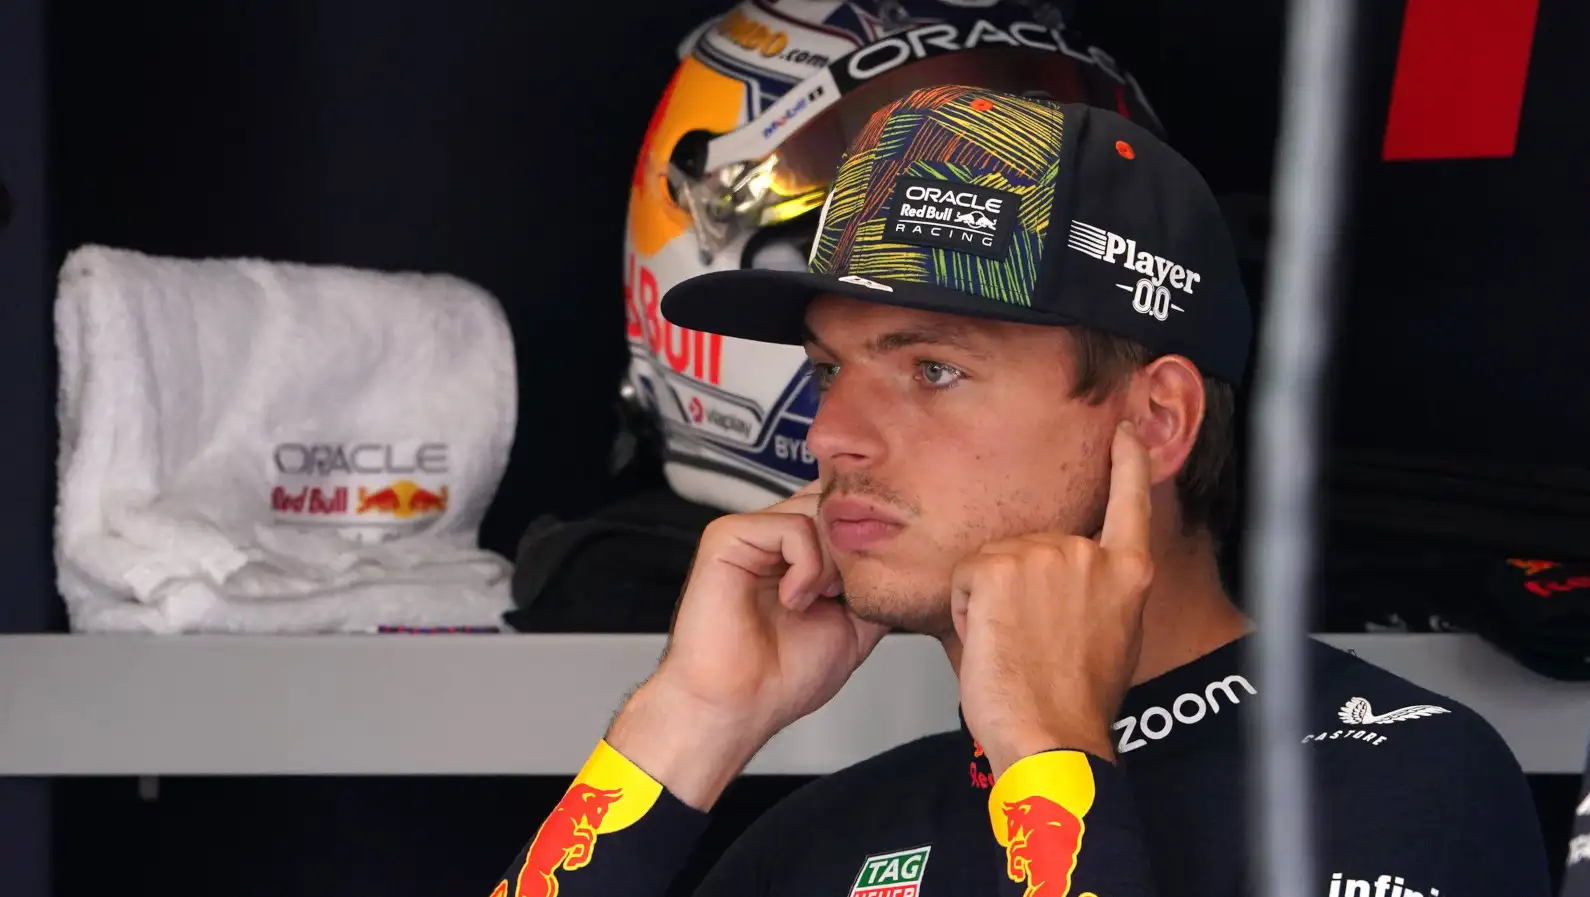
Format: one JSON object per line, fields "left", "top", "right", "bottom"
{"left": 829, "top": 452, "right": 1112, "bottom": 639}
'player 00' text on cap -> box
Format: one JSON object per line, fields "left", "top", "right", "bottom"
{"left": 661, "top": 85, "right": 1253, "bottom": 386}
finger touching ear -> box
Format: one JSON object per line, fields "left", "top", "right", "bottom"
{"left": 1133, "top": 355, "right": 1205, "bottom": 485}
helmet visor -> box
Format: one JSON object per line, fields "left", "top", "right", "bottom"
{"left": 671, "top": 45, "right": 1157, "bottom": 258}
{"left": 772, "top": 46, "right": 1150, "bottom": 197}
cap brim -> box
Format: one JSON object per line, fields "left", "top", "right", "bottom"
{"left": 661, "top": 269, "right": 1082, "bottom": 345}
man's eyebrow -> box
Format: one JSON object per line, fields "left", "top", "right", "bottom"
{"left": 800, "top": 325, "right": 837, "bottom": 359}
{"left": 802, "top": 321, "right": 993, "bottom": 360}
{"left": 869, "top": 325, "right": 989, "bottom": 358}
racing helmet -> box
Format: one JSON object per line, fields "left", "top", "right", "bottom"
{"left": 623, "top": 0, "right": 1164, "bottom": 513}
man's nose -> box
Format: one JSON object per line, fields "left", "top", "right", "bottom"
{"left": 805, "top": 371, "right": 889, "bottom": 475}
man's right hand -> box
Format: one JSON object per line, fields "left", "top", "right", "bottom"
{"left": 604, "top": 482, "right": 891, "bottom": 810}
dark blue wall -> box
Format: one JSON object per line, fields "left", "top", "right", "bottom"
{"left": 0, "top": 0, "right": 56, "bottom": 891}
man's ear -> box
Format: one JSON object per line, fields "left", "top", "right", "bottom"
{"left": 1132, "top": 355, "right": 1205, "bottom": 485}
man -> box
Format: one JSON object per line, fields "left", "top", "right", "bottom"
{"left": 489, "top": 87, "right": 1550, "bottom": 897}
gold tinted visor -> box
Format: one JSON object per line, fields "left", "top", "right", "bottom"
{"left": 671, "top": 47, "right": 1146, "bottom": 258}
{"left": 771, "top": 48, "right": 1117, "bottom": 197}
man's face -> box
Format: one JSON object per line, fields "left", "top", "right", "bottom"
{"left": 804, "top": 294, "right": 1126, "bottom": 637}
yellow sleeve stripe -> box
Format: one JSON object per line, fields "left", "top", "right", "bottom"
{"left": 562, "top": 739, "right": 664, "bottom": 834}
{"left": 988, "top": 750, "right": 1097, "bottom": 846}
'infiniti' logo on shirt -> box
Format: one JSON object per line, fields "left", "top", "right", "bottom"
{"left": 1328, "top": 872, "right": 1442, "bottom": 897}
{"left": 1112, "top": 674, "right": 1256, "bottom": 754}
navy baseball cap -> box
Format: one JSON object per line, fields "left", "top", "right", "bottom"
{"left": 661, "top": 85, "right": 1253, "bottom": 385}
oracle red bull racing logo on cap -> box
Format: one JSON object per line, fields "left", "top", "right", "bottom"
{"left": 849, "top": 846, "right": 932, "bottom": 897}
{"left": 884, "top": 177, "right": 1021, "bottom": 260}
{"left": 989, "top": 751, "right": 1099, "bottom": 897}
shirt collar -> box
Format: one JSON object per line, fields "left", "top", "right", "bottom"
{"left": 958, "top": 633, "right": 1257, "bottom": 781}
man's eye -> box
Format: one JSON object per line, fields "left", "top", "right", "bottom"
{"left": 811, "top": 362, "right": 839, "bottom": 391}
{"left": 918, "top": 361, "right": 964, "bottom": 389}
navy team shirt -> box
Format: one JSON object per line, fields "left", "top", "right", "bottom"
{"left": 488, "top": 636, "right": 1551, "bottom": 897}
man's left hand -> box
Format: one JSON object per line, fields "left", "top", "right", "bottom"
{"left": 951, "top": 421, "right": 1155, "bottom": 778}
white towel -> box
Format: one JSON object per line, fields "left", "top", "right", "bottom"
{"left": 54, "top": 245, "right": 518, "bottom": 633}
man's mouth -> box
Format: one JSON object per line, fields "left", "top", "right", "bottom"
{"left": 821, "top": 497, "right": 906, "bottom": 552}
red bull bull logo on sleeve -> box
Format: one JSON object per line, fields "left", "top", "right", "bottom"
{"left": 848, "top": 846, "right": 932, "bottom": 897}
{"left": 507, "top": 740, "right": 662, "bottom": 897}
{"left": 989, "top": 752, "right": 1099, "bottom": 897}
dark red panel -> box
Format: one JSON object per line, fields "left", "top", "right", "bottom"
{"left": 1382, "top": 0, "right": 1540, "bottom": 160}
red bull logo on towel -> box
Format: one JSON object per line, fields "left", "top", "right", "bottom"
{"left": 269, "top": 439, "right": 450, "bottom": 540}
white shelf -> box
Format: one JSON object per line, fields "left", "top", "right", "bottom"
{"left": 0, "top": 633, "right": 1584, "bottom": 775}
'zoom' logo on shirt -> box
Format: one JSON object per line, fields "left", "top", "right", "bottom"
{"left": 1112, "top": 674, "right": 1256, "bottom": 754}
